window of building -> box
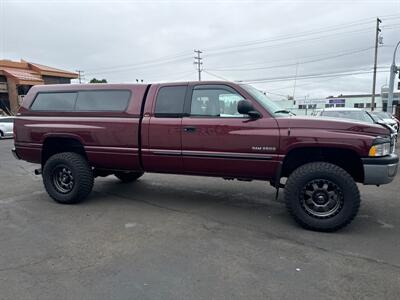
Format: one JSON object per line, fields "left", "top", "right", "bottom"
{"left": 325, "top": 104, "right": 334, "bottom": 108}
{"left": 75, "top": 90, "right": 131, "bottom": 111}
{"left": 307, "top": 104, "right": 317, "bottom": 109}
{"left": 31, "top": 92, "right": 77, "bottom": 111}
{"left": 154, "top": 86, "right": 187, "bottom": 117}
{"left": 190, "top": 86, "right": 244, "bottom": 117}
{"left": 298, "top": 104, "right": 307, "bottom": 109}
{"left": 354, "top": 103, "right": 366, "bottom": 109}
{"left": 335, "top": 104, "right": 345, "bottom": 108}
{"left": 366, "top": 103, "right": 371, "bottom": 108}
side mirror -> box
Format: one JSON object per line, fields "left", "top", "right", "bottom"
{"left": 237, "top": 100, "right": 261, "bottom": 119}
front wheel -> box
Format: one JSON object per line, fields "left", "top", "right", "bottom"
{"left": 43, "top": 152, "right": 94, "bottom": 204}
{"left": 284, "top": 162, "right": 360, "bottom": 232}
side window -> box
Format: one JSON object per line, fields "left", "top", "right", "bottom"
{"left": 154, "top": 86, "right": 187, "bottom": 117}
{"left": 75, "top": 90, "right": 130, "bottom": 111}
{"left": 190, "top": 87, "right": 244, "bottom": 117}
{"left": 31, "top": 92, "right": 77, "bottom": 111}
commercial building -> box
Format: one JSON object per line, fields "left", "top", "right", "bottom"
{"left": 273, "top": 87, "right": 400, "bottom": 116}
{"left": 0, "top": 59, "right": 78, "bottom": 114}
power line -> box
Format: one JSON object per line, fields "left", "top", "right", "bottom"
{"left": 203, "top": 23, "right": 400, "bottom": 59}
{"left": 204, "top": 14, "right": 400, "bottom": 54}
{"left": 85, "top": 52, "right": 192, "bottom": 74}
{"left": 207, "top": 45, "right": 381, "bottom": 69}
{"left": 205, "top": 19, "right": 373, "bottom": 53}
{"left": 237, "top": 67, "right": 389, "bottom": 84}
{"left": 204, "top": 26, "right": 382, "bottom": 58}
{"left": 207, "top": 47, "right": 375, "bottom": 72}
{"left": 84, "top": 16, "right": 400, "bottom": 77}
{"left": 151, "top": 70, "right": 195, "bottom": 82}
{"left": 203, "top": 70, "right": 231, "bottom": 81}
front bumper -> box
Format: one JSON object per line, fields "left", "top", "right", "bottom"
{"left": 11, "top": 147, "right": 21, "bottom": 160}
{"left": 362, "top": 154, "right": 398, "bottom": 185}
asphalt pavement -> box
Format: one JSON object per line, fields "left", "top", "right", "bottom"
{"left": 0, "top": 138, "right": 399, "bottom": 300}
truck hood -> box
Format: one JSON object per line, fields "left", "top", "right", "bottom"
{"left": 276, "top": 116, "right": 390, "bottom": 136}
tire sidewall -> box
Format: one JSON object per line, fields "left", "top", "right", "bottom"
{"left": 43, "top": 154, "right": 86, "bottom": 204}
{"left": 286, "top": 163, "right": 359, "bottom": 231}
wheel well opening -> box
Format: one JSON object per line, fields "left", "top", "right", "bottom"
{"left": 42, "top": 138, "right": 86, "bottom": 166}
{"left": 282, "top": 147, "right": 364, "bottom": 183}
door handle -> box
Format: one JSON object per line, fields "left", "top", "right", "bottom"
{"left": 183, "top": 126, "right": 197, "bottom": 133}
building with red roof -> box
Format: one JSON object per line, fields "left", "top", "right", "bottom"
{"left": 0, "top": 59, "right": 78, "bottom": 114}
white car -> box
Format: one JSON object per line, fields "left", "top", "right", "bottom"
{"left": 371, "top": 111, "right": 399, "bottom": 133}
{"left": 0, "top": 116, "right": 14, "bottom": 138}
{"left": 312, "top": 108, "right": 375, "bottom": 124}
{"left": 313, "top": 108, "right": 398, "bottom": 135}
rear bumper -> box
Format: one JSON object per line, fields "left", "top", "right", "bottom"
{"left": 362, "top": 154, "right": 398, "bottom": 185}
{"left": 11, "top": 148, "right": 21, "bottom": 160}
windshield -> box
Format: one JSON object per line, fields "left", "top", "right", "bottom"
{"left": 240, "top": 84, "right": 287, "bottom": 116}
{"left": 372, "top": 111, "right": 391, "bottom": 119}
{"left": 321, "top": 110, "right": 374, "bottom": 124}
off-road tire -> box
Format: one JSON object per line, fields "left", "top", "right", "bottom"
{"left": 43, "top": 152, "right": 94, "bottom": 204}
{"left": 114, "top": 171, "right": 144, "bottom": 183}
{"left": 284, "top": 162, "right": 360, "bottom": 232}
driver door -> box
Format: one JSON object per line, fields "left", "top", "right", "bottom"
{"left": 181, "top": 84, "right": 280, "bottom": 179}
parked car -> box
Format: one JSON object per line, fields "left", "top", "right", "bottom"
{"left": 370, "top": 111, "right": 399, "bottom": 133}
{"left": 313, "top": 107, "right": 375, "bottom": 124}
{"left": 12, "top": 82, "right": 398, "bottom": 232}
{"left": 0, "top": 116, "right": 14, "bottom": 138}
{"left": 313, "top": 108, "right": 398, "bottom": 135}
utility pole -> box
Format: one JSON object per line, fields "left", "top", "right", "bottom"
{"left": 292, "top": 62, "right": 299, "bottom": 100}
{"left": 371, "top": 18, "right": 382, "bottom": 111}
{"left": 194, "top": 50, "right": 203, "bottom": 81}
{"left": 388, "top": 40, "right": 400, "bottom": 114}
{"left": 76, "top": 70, "right": 84, "bottom": 84}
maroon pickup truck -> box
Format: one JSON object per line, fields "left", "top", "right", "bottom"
{"left": 12, "top": 81, "right": 398, "bottom": 231}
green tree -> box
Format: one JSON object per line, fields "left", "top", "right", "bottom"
{"left": 90, "top": 78, "right": 107, "bottom": 83}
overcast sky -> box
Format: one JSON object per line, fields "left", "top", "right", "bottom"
{"left": 1, "top": 0, "right": 400, "bottom": 99}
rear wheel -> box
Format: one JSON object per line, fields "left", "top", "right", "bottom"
{"left": 114, "top": 171, "right": 144, "bottom": 183}
{"left": 43, "top": 152, "right": 94, "bottom": 204}
{"left": 284, "top": 162, "right": 360, "bottom": 232}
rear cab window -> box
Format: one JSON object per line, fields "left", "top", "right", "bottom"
{"left": 154, "top": 86, "right": 187, "bottom": 117}
{"left": 30, "top": 90, "right": 131, "bottom": 112}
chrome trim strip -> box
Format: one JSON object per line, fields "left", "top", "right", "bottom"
{"left": 182, "top": 150, "right": 273, "bottom": 160}
{"left": 148, "top": 149, "right": 182, "bottom": 155}
{"left": 85, "top": 146, "right": 138, "bottom": 152}
{"left": 14, "top": 142, "right": 42, "bottom": 148}
{"left": 143, "top": 148, "right": 273, "bottom": 160}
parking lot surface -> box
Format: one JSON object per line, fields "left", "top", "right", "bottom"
{"left": 0, "top": 138, "right": 399, "bottom": 299}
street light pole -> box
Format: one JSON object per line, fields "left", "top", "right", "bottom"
{"left": 388, "top": 40, "right": 400, "bottom": 114}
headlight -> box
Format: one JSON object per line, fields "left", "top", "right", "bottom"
{"left": 369, "top": 143, "right": 391, "bottom": 157}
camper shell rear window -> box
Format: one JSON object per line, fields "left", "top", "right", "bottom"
{"left": 30, "top": 90, "right": 131, "bottom": 112}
